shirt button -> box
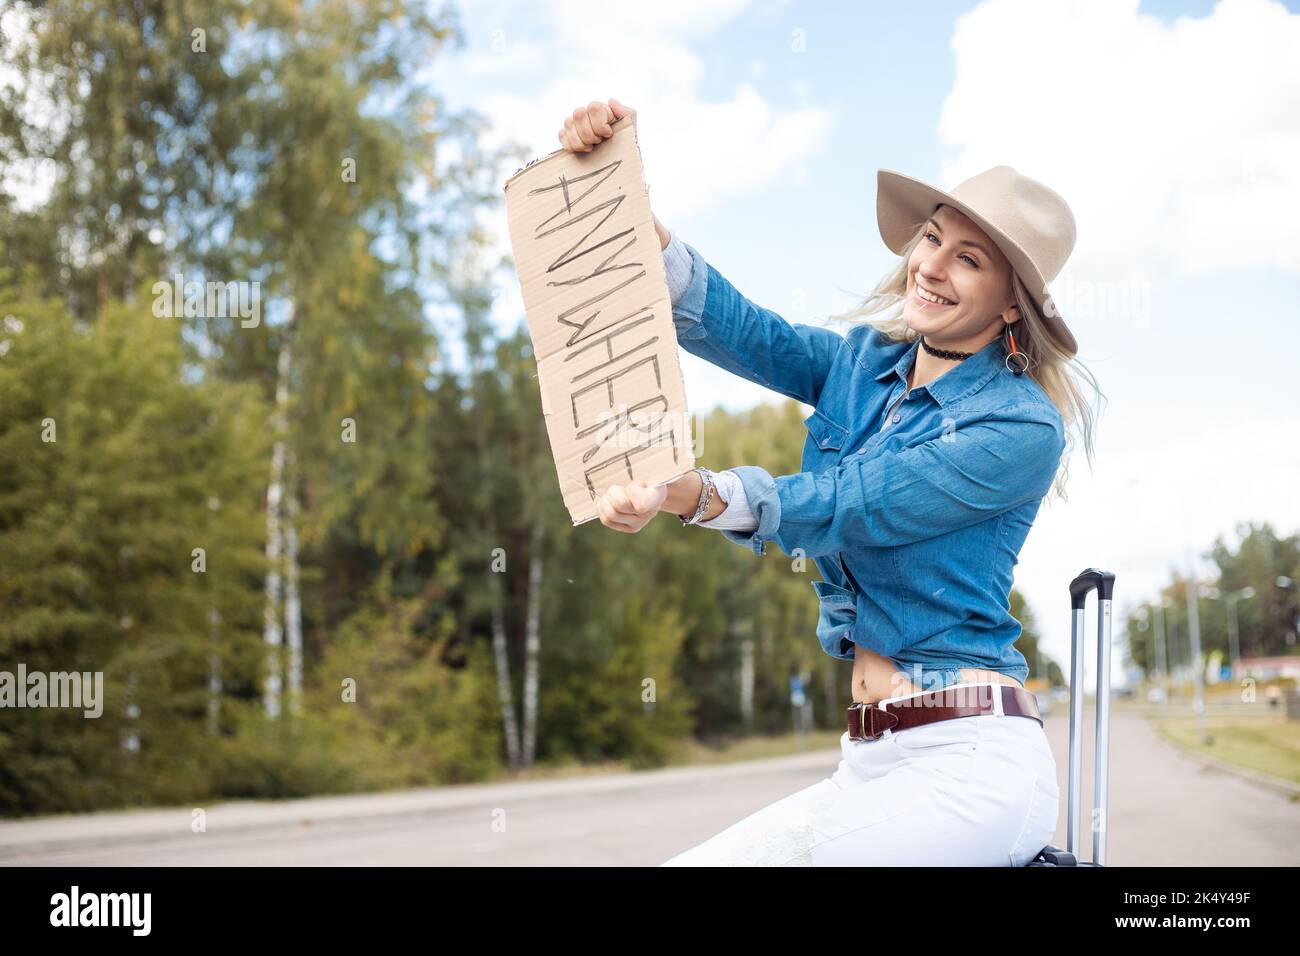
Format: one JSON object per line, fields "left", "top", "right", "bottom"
{"left": 821, "top": 438, "right": 830, "bottom": 447}
{"left": 891, "top": 412, "right": 901, "bottom": 423}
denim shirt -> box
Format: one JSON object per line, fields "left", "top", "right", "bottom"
{"left": 670, "top": 241, "right": 1067, "bottom": 691}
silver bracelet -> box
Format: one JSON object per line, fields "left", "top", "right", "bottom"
{"left": 678, "top": 467, "right": 715, "bottom": 526}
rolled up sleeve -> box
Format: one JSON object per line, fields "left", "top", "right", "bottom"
{"left": 716, "top": 465, "right": 783, "bottom": 555}
{"left": 669, "top": 241, "right": 709, "bottom": 340}
{"left": 694, "top": 468, "right": 759, "bottom": 532}
{"left": 717, "top": 411, "right": 1065, "bottom": 558}
{"left": 662, "top": 231, "right": 696, "bottom": 307}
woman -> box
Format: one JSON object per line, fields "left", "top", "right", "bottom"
{"left": 558, "top": 99, "right": 1100, "bottom": 866}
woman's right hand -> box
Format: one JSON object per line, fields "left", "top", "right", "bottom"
{"left": 557, "top": 98, "right": 634, "bottom": 153}
{"left": 556, "top": 98, "right": 670, "bottom": 250}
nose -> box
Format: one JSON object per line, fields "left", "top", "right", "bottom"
{"left": 917, "top": 257, "right": 946, "bottom": 284}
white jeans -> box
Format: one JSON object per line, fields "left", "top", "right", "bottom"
{"left": 660, "top": 683, "right": 1060, "bottom": 866}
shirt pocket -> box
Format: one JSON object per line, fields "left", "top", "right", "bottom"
{"left": 811, "top": 578, "right": 857, "bottom": 659}
{"left": 803, "top": 408, "right": 849, "bottom": 458}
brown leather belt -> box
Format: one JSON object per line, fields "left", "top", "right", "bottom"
{"left": 847, "top": 684, "right": 1042, "bottom": 742}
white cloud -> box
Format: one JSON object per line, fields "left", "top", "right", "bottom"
{"left": 431, "top": 0, "right": 833, "bottom": 332}
{"left": 1018, "top": 412, "right": 1300, "bottom": 682}
{"left": 930, "top": 0, "right": 1300, "bottom": 679}
{"left": 439, "top": 0, "right": 832, "bottom": 221}
{"left": 436, "top": 0, "right": 1299, "bottom": 682}
{"left": 455, "top": 39, "right": 548, "bottom": 78}
{"left": 937, "top": 0, "right": 1300, "bottom": 283}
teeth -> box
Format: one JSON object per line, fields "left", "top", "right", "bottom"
{"left": 916, "top": 285, "right": 955, "bottom": 305}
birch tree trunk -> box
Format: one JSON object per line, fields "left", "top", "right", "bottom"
{"left": 470, "top": 344, "right": 522, "bottom": 770}
{"left": 262, "top": 322, "right": 293, "bottom": 719}
{"left": 207, "top": 607, "right": 222, "bottom": 735}
{"left": 491, "top": 585, "right": 521, "bottom": 771}
{"left": 284, "top": 450, "right": 303, "bottom": 719}
{"left": 521, "top": 520, "right": 544, "bottom": 767}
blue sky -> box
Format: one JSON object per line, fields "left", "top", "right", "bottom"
{"left": 431, "top": 0, "right": 1300, "bottom": 681}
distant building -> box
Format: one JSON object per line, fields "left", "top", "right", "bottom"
{"left": 1237, "top": 655, "right": 1300, "bottom": 681}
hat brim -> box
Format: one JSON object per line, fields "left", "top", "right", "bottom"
{"left": 875, "top": 168, "right": 1077, "bottom": 357}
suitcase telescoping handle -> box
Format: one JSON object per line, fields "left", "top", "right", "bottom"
{"left": 1067, "top": 568, "right": 1115, "bottom": 866}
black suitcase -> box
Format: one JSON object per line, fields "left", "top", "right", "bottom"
{"left": 1026, "top": 567, "right": 1115, "bottom": 867}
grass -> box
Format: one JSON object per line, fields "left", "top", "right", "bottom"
{"left": 489, "top": 729, "right": 843, "bottom": 785}
{"left": 1148, "top": 710, "right": 1300, "bottom": 786}
{"left": 666, "top": 729, "right": 843, "bottom": 766}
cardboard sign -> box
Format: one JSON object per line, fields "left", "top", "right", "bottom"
{"left": 504, "top": 115, "right": 695, "bottom": 525}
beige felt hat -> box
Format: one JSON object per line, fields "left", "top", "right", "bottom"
{"left": 876, "top": 165, "right": 1078, "bottom": 357}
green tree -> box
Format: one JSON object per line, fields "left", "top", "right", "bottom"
{"left": 1125, "top": 523, "right": 1300, "bottom": 679}
{"left": 0, "top": 268, "right": 268, "bottom": 813}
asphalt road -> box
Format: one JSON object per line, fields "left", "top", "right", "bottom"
{"left": 2, "top": 708, "right": 1295, "bottom": 866}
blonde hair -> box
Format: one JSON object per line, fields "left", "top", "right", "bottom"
{"left": 827, "top": 221, "right": 1103, "bottom": 502}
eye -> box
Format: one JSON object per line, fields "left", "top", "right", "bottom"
{"left": 923, "top": 231, "right": 979, "bottom": 268}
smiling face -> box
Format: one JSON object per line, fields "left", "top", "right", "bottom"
{"left": 902, "top": 204, "right": 1018, "bottom": 347}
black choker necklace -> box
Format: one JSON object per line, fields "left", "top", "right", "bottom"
{"left": 919, "top": 336, "right": 975, "bottom": 361}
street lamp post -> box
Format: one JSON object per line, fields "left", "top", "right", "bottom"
{"left": 1225, "top": 586, "right": 1255, "bottom": 681}
{"left": 1186, "top": 569, "right": 1209, "bottom": 746}
{"left": 1154, "top": 601, "right": 1168, "bottom": 707}
{"left": 1278, "top": 577, "right": 1298, "bottom": 648}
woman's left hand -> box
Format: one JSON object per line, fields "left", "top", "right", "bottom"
{"left": 596, "top": 479, "right": 668, "bottom": 533}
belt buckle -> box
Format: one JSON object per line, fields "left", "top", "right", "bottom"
{"left": 848, "top": 701, "right": 900, "bottom": 741}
